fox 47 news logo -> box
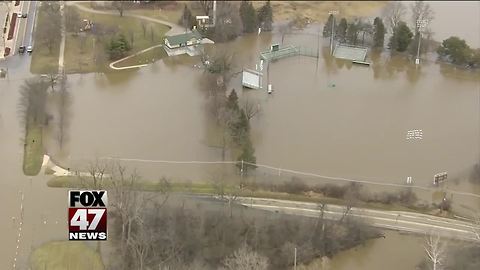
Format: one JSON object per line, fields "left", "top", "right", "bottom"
{"left": 68, "top": 190, "right": 107, "bottom": 241}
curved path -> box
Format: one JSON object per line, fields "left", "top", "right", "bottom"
{"left": 67, "top": 2, "right": 184, "bottom": 70}
{"left": 109, "top": 44, "right": 163, "bottom": 70}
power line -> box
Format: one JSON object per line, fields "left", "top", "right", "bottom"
{"left": 96, "top": 156, "right": 480, "bottom": 199}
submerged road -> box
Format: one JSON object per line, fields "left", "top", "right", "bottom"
{"left": 235, "top": 197, "right": 480, "bottom": 242}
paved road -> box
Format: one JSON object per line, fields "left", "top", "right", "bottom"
{"left": 11, "top": 1, "right": 36, "bottom": 55}
{"left": 236, "top": 197, "right": 480, "bottom": 242}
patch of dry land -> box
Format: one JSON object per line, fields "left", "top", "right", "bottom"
{"left": 252, "top": 1, "right": 388, "bottom": 23}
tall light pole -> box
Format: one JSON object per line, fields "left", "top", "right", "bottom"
{"left": 415, "top": 19, "right": 428, "bottom": 65}
{"left": 328, "top": 10, "right": 338, "bottom": 55}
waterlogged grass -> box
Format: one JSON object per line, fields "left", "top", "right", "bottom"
{"left": 30, "top": 241, "right": 104, "bottom": 270}
{"left": 23, "top": 122, "right": 43, "bottom": 176}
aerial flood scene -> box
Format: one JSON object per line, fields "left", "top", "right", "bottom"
{"left": 0, "top": 1, "right": 480, "bottom": 269}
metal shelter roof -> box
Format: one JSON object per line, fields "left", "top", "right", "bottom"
{"left": 333, "top": 44, "right": 368, "bottom": 62}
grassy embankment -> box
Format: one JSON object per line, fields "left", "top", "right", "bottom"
{"left": 23, "top": 118, "right": 43, "bottom": 176}
{"left": 48, "top": 175, "right": 439, "bottom": 215}
{"left": 30, "top": 4, "right": 60, "bottom": 74}
{"left": 30, "top": 241, "right": 104, "bottom": 270}
{"left": 63, "top": 5, "right": 170, "bottom": 73}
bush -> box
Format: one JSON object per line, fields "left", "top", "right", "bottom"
{"left": 437, "top": 36, "right": 472, "bottom": 65}
{"left": 278, "top": 177, "right": 309, "bottom": 194}
{"left": 106, "top": 34, "right": 131, "bottom": 60}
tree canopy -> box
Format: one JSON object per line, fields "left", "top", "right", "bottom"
{"left": 239, "top": 1, "right": 258, "bottom": 33}
{"left": 106, "top": 34, "right": 131, "bottom": 60}
{"left": 373, "top": 17, "right": 385, "bottom": 48}
{"left": 257, "top": 0, "right": 273, "bottom": 32}
{"left": 179, "top": 4, "right": 196, "bottom": 30}
{"left": 388, "top": 21, "right": 413, "bottom": 52}
{"left": 336, "top": 18, "right": 348, "bottom": 43}
{"left": 437, "top": 36, "right": 472, "bottom": 65}
{"left": 322, "top": 14, "right": 335, "bottom": 38}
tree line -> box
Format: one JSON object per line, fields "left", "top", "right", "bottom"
{"left": 93, "top": 164, "right": 381, "bottom": 270}
{"left": 323, "top": 1, "right": 480, "bottom": 68}
{"left": 180, "top": 1, "right": 273, "bottom": 42}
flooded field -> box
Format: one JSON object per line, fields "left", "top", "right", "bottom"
{"left": 0, "top": 1, "right": 479, "bottom": 269}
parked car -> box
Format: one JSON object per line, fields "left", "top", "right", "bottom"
{"left": 18, "top": 45, "right": 25, "bottom": 54}
{"left": 21, "top": 13, "right": 28, "bottom": 18}
{"left": 26, "top": 45, "right": 33, "bottom": 53}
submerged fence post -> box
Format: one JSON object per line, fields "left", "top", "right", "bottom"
{"left": 241, "top": 160, "right": 244, "bottom": 176}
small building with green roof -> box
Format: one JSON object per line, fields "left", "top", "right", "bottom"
{"left": 164, "top": 29, "right": 203, "bottom": 49}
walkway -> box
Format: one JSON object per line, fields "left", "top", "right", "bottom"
{"left": 109, "top": 44, "right": 163, "bottom": 70}
{"left": 67, "top": 2, "right": 185, "bottom": 71}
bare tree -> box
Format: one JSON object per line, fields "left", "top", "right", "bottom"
{"left": 221, "top": 244, "right": 269, "bottom": 270}
{"left": 279, "top": 20, "right": 294, "bottom": 45}
{"left": 242, "top": 98, "right": 261, "bottom": 122}
{"left": 424, "top": 233, "right": 446, "bottom": 270}
{"left": 65, "top": 5, "right": 81, "bottom": 33}
{"left": 37, "top": 2, "right": 61, "bottom": 54}
{"left": 128, "top": 221, "right": 154, "bottom": 270}
{"left": 141, "top": 22, "right": 147, "bottom": 38}
{"left": 47, "top": 73, "right": 58, "bottom": 92}
{"left": 198, "top": 0, "right": 214, "bottom": 16}
{"left": 112, "top": 1, "right": 126, "bottom": 17}
{"left": 56, "top": 71, "right": 71, "bottom": 149}
{"left": 86, "top": 159, "right": 108, "bottom": 188}
{"left": 214, "top": 1, "right": 242, "bottom": 42}
{"left": 382, "top": 2, "right": 406, "bottom": 34}
{"left": 411, "top": 1, "right": 434, "bottom": 33}
{"left": 18, "top": 78, "right": 48, "bottom": 128}
{"left": 109, "top": 164, "right": 169, "bottom": 268}
{"left": 472, "top": 212, "right": 480, "bottom": 241}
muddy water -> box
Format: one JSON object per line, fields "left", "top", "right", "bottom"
{"left": 210, "top": 29, "right": 480, "bottom": 207}
{"left": 0, "top": 2, "right": 479, "bottom": 269}
{"left": 424, "top": 1, "right": 480, "bottom": 48}
{"left": 46, "top": 23, "right": 480, "bottom": 205}
{"left": 326, "top": 231, "right": 426, "bottom": 270}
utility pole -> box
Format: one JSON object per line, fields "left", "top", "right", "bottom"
{"left": 328, "top": 10, "right": 338, "bottom": 55}
{"left": 415, "top": 19, "right": 428, "bottom": 65}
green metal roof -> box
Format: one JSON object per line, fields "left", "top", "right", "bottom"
{"left": 165, "top": 29, "right": 202, "bottom": 46}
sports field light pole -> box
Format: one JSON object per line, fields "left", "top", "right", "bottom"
{"left": 328, "top": 10, "right": 338, "bottom": 55}
{"left": 415, "top": 19, "right": 428, "bottom": 65}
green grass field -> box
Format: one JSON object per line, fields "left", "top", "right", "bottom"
{"left": 64, "top": 5, "right": 170, "bottom": 73}
{"left": 23, "top": 121, "right": 43, "bottom": 176}
{"left": 30, "top": 5, "right": 60, "bottom": 74}
{"left": 30, "top": 241, "right": 104, "bottom": 270}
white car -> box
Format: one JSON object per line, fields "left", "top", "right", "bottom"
{"left": 26, "top": 45, "right": 33, "bottom": 53}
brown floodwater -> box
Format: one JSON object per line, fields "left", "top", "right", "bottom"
{"left": 424, "top": 1, "right": 480, "bottom": 48}
{"left": 326, "top": 231, "right": 426, "bottom": 270}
